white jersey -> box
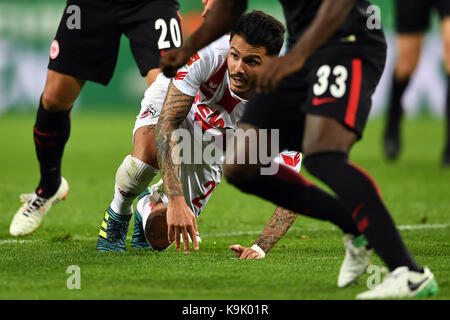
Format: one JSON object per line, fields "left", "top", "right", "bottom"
{"left": 134, "top": 36, "right": 302, "bottom": 218}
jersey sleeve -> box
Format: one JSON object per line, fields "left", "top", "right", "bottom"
{"left": 172, "top": 45, "right": 216, "bottom": 97}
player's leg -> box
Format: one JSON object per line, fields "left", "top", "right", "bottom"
{"left": 301, "top": 54, "right": 438, "bottom": 298}
{"left": 98, "top": 81, "right": 167, "bottom": 251}
{"left": 224, "top": 79, "right": 361, "bottom": 239}
{"left": 384, "top": 0, "right": 429, "bottom": 159}
{"left": 384, "top": 34, "right": 423, "bottom": 159}
{"left": 9, "top": 70, "right": 83, "bottom": 237}
{"left": 135, "top": 159, "right": 220, "bottom": 250}
{"left": 38, "top": 70, "right": 85, "bottom": 196}
{"left": 10, "top": 0, "right": 122, "bottom": 237}
{"left": 440, "top": 14, "right": 450, "bottom": 165}
{"left": 302, "top": 115, "right": 421, "bottom": 270}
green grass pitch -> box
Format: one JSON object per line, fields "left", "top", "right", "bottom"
{"left": 0, "top": 111, "right": 449, "bottom": 300}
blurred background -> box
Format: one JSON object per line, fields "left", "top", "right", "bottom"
{"left": 0, "top": 0, "right": 446, "bottom": 118}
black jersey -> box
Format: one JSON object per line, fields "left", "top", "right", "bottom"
{"left": 279, "top": 0, "right": 386, "bottom": 49}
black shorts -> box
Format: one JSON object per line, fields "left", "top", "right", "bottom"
{"left": 240, "top": 45, "right": 386, "bottom": 152}
{"left": 48, "top": 0, "right": 182, "bottom": 85}
{"left": 396, "top": 0, "right": 450, "bottom": 33}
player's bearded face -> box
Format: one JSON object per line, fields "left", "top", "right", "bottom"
{"left": 228, "top": 35, "right": 268, "bottom": 98}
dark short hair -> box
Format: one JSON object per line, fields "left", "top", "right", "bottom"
{"left": 230, "top": 10, "right": 286, "bottom": 56}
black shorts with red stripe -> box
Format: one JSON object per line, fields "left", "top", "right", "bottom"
{"left": 240, "top": 43, "right": 387, "bottom": 151}
{"left": 48, "top": 0, "right": 181, "bottom": 85}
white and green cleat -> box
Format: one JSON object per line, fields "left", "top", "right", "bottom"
{"left": 356, "top": 266, "right": 439, "bottom": 299}
{"left": 337, "top": 234, "right": 372, "bottom": 288}
{"left": 9, "top": 177, "right": 69, "bottom": 237}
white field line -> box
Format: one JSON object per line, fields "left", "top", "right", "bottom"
{"left": 0, "top": 223, "right": 448, "bottom": 245}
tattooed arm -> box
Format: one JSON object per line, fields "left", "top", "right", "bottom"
{"left": 154, "top": 80, "right": 199, "bottom": 254}
{"left": 230, "top": 206, "right": 298, "bottom": 259}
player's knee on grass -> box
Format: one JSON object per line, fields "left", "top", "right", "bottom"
{"left": 144, "top": 204, "right": 172, "bottom": 251}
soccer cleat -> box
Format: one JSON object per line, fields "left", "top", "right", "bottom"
{"left": 337, "top": 234, "right": 372, "bottom": 288}
{"left": 9, "top": 177, "right": 69, "bottom": 237}
{"left": 131, "top": 189, "right": 152, "bottom": 249}
{"left": 383, "top": 130, "right": 400, "bottom": 160}
{"left": 96, "top": 207, "right": 131, "bottom": 252}
{"left": 383, "top": 104, "right": 402, "bottom": 160}
{"left": 356, "top": 266, "right": 439, "bottom": 299}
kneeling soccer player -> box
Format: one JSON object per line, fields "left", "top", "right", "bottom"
{"left": 97, "top": 11, "right": 361, "bottom": 262}
{"left": 97, "top": 10, "right": 302, "bottom": 252}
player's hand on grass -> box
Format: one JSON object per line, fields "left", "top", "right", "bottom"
{"left": 256, "top": 54, "right": 306, "bottom": 94}
{"left": 229, "top": 244, "right": 263, "bottom": 259}
{"left": 167, "top": 196, "right": 199, "bottom": 254}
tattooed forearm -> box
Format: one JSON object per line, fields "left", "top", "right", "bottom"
{"left": 255, "top": 206, "right": 298, "bottom": 254}
{"left": 155, "top": 80, "right": 195, "bottom": 198}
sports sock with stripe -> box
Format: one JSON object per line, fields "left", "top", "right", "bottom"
{"left": 34, "top": 97, "right": 71, "bottom": 199}
{"left": 304, "top": 151, "right": 422, "bottom": 272}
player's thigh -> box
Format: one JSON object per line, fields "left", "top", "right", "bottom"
{"left": 394, "top": 0, "right": 430, "bottom": 78}
{"left": 395, "top": 34, "right": 424, "bottom": 79}
{"left": 224, "top": 123, "right": 263, "bottom": 183}
{"left": 238, "top": 74, "right": 307, "bottom": 154}
{"left": 132, "top": 125, "right": 159, "bottom": 169}
{"left": 132, "top": 74, "right": 170, "bottom": 166}
{"left": 145, "top": 68, "right": 162, "bottom": 87}
{"left": 42, "top": 70, "right": 85, "bottom": 111}
{"left": 121, "top": 1, "right": 183, "bottom": 78}
{"left": 180, "top": 162, "right": 223, "bottom": 217}
{"left": 48, "top": 0, "right": 121, "bottom": 86}
{"left": 441, "top": 17, "right": 450, "bottom": 72}
{"left": 302, "top": 51, "right": 385, "bottom": 155}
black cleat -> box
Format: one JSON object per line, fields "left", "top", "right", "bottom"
{"left": 384, "top": 128, "right": 401, "bottom": 160}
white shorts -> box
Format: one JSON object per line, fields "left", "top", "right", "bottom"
{"left": 133, "top": 73, "right": 170, "bottom": 139}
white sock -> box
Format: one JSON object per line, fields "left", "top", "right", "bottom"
{"left": 110, "top": 155, "right": 159, "bottom": 215}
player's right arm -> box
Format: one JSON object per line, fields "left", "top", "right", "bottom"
{"left": 160, "top": 0, "right": 247, "bottom": 77}
{"left": 230, "top": 206, "right": 298, "bottom": 259}
{"left": 154, "top": 80, "right": 199, "bottom": 254}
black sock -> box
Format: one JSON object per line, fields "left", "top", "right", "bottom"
{"left": 230, "top": 164, "right": 360, "bottom": 236}
{"left": 386, "top": 75, "right": 410, "bottom": 134}
{"left": 304, "top": 151, "right": 422, "bottom": 272}
{"left": 34, "top": 97, "right": 71, "bottom": 198}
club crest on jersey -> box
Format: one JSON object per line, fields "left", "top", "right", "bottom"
{"left": 140, "top": 105, "right": 158, "bottom": 119}
{"left": 50, "top": 40, "right": 60, "bottom": 60}
{"left": 281, "top": 153, "right": 301, "bottom": 168}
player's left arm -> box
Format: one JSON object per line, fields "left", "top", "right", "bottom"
{"left": 230, "top": 206, "right": 298, "bottom": 259}
{"left": 257, "top": 0, "right": 357, "bottom": 93}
